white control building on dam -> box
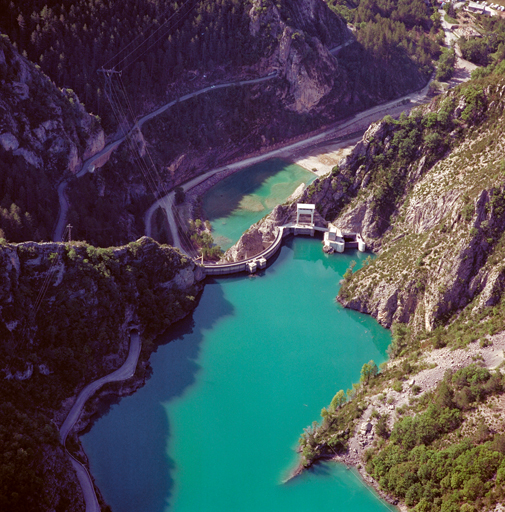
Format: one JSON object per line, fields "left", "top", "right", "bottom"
{"left": 203, "top": 203, "right": 366, "bottom": 276}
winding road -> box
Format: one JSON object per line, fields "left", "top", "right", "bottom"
{"left": 329, "top": 36, "right": 355, "bottom": 55}
{"left": 145, "top": 77, "right": 434, "bottom": 254}
{"left": 59, "top": 331, "right": 141, "bottom": 512}
{"left": 440, "top": 10, "right": 459, "bottom": 48}
{"left": 54, "top": 28, "right": 478, "bottom": 508}
{"left": 54, "top": 65, "right": 433, "bottom": 250}
{"left": 52, "top": 73, "right": 278, "bottom": 242}
{"left": 54, "top": 16, "right": 474, "bottom": 246}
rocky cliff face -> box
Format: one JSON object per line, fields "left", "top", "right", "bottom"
{"left": 222, "top": 196, "right": 328, "bottom": 262}
{"left": 0, "top": 36, "right": 104, "bottom": 174}
{"left": 0, "top": 35, "right": 105, "bottom": 241}
{"left": 1, "top": 0, "right": 432, "bottom": 247}
{"left": 306, "top": 76, "right": 505, "bottom": 333}
{"left": 223, "top": 204, "right": 292, "bottom": 262}
{"left": 248, "top": 0, "right": 426, "bottom": 115}
{"left": 224, "top": 76, "right": 505, "bottom": 335}
{"left": 249, "top": 0, "right": 351, "bottom": 113}
{"left": 0, "top": 237, "right": 204, "bottom": 511}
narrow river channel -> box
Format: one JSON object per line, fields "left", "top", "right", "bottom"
{"left": 82, "top": 237, "right": 394, "bottom": 512}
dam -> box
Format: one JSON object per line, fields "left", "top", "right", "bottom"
{"left": 203, "top": 203, "right": 366, "bottom": 276}
{"left": 81, "top": 237, "right": 393, "bottom": 512}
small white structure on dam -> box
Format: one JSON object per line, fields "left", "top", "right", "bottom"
{"left": 246, "top": 261, "right": 257, "bottom": 273}
{"left": 324, "top": 225, "right": 345, "bottom": 253}
{"left": 296, "top": 203, "right": 315, "bottom": 225}
{"left": 203, "top": 204, "right": 366, "bottom": 276}
{"left": 323, "top": 225, "right": 366, "bottom": 253}
{"left": 294, "top": 203, "right": 316, "bottom": 236}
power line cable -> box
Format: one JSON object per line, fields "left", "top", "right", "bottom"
{"left": 118, "top": 75, "right": 169, "bottom": 195}
{"left": 111, "top": 83, "right": 166, "bottom": 201}
{"left": 115, "top": 0, "right": 199, "bottom": 72}
{"left": 105, "top": 78, "right": 161, "bottom": 197}
{"left": 106, "top": 74, "right": 197, "bottom": 254}
{"left": 101, "top": 0, "right": 194, "bottom": 71}
{"left": 33, "top": 226, "right": 69, "bottom": 316}
{"left": 116, "top": 75, "right": 197, "bottom": 254}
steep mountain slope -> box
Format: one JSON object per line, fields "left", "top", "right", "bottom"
{"left": 0, "top": 35, "right": 104, "bottom": 241}
{"left": 0, "top": 237, "right": 203, "bottom": 511}
{"left": 0, "top": 0, "right": 431, "bottom": 123}
{"left": 310, "top": 76, "right": 505, "bottom": 335}
{"left": 66, "top": 0, "right": 432, "bottom": 247}
{"left": 293, "top": 71, "right": 505, "bottom": 511}
{"left": 2, "top": 0, "right": 436, "bottom": 247}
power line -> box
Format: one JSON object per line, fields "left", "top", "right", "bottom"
{"left": 115, "top": 74, "right": 197, "bottom": 254}
{"left": 102, "top": 0, "right": 197, "bottom": 72}
{"left": 118, "top": 76, "right": 166, "bottom": 193}
{"left": 103, "top": 78, "right": 158, "bottom": 195}
{"left": 95, "top": 0, "right": 229, "bottom": 256}
{"left": 120, "top": 0, "right": 200, "bottom": 72}
{"left": 103, "top": 73, "right": 195, "bottom": 254}
{"left": 101, "top": 0, "right": 190, "bottom": 70}
{"left": 111, "top": 81, "right": 165, "bottom": 199}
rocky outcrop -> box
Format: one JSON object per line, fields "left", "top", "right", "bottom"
{"left": 0, "top": 36, "right": 106, "bottom": 241}
{"left": 0, "top": 37, "right": 104, "bottom": 176}
{"left": 306, "top": 77, "right": 505, "bottom": 332}
{"left": 223, "top": 200, "right": 328, "bottom": 262}
{"left": 249, "top": 0, "right": 351, "bottom": 113}
{"left": 0, "top": 237, "right": 204, "bottom": 512}
{"left": 223, "top": 204, "right": 291, "bottom": 262}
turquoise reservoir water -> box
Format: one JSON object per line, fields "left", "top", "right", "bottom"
{"left": 82, "top": 238, "right": 394, "bottom": 512}
{"left": 202, "top": 159, "right": 315, "bottom": 250}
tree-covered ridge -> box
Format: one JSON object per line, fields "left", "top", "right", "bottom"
{"left": 0, "top": 0, "right": 440, "bottom": 131}
{"left": 326, "top": 0, "right": 441, "bottom": 74}
{"left": 311, "top": 361, "right": 505, "bottom": 512}
{"left": 297, "top": 58, "right": 505, "bottom": 511}
{"left": 366, "top": 365, "right": 505, "bottom": 511}
{"left": 0, "top": 237, "right": 202, "bottom": 511}
{"left": 0, "top": 0, "right": 274, "bottom": 124}
{"left": 0, "top": 34, "right": 102, "bottom": 242}
{"left": 459, "top": 13, "right": 505, "bottom": 69}
{"left": 1, "top": 238, "right": 199, "bottom": 385}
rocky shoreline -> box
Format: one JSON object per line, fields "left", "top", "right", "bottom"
{"left": 0, "top": 237, "right": 205, "bottom": 511}
{"left": 290, "top": 330, "right": 505, "bottom": 511}
{"left": 287, "top": 443, "right": 404, "bottom": 510}
{"left": 60, "top": 299, "right": 206, "bottom": 509}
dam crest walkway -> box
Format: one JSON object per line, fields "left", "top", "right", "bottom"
{"left": 202, "top": 223, "right": 363, "bottom": 276}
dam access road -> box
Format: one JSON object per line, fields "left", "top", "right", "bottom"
{"left": 53, "top": 72, "right": 278, "bottom": 242}
{"left": 144, "top": 77, "right": 435, "bottom": 255}
{"left": 59, "top": 331, "right": 141, "bottom": 512}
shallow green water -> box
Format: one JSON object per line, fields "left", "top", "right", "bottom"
{"left": 82, "top": 238, "right": 394, "bottom": 512}
{"left": 202, "top": 159, "right": 315, "bottom": 250}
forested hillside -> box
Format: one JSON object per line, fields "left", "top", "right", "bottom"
{"left": 326, "top": 0, "right": 441, "bottom": 74}
{"left": 0, "top": 35, "right": 103, "bottom": 242}
{"left": 0, "top": 0, "right": 445, "bottom": 247}
{"left": 0, "top": 0, "right": 441, "bottom": 127}
{"left": 459, "top": 13, "right": 505, "bottom": 69}
{"left": 0, "top": 237, "right": 203, "bottom": 511}
{"left": 0, "top": 0, "right": 271, "bottom": 128}
{"left": 296, "top": 60, "right": 505, "bottom": 511}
